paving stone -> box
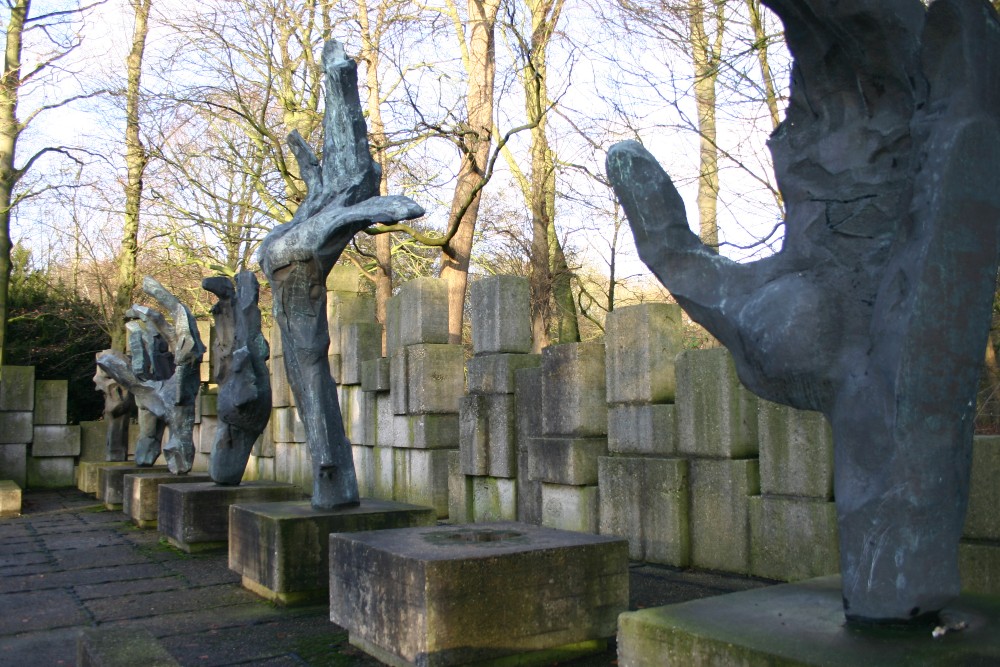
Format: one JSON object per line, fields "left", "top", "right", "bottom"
{"left": 0, "top": 589, "right": 88, "bottom": 634}
{"left": 85, "top": 583, "right": 256, "bottom": 622}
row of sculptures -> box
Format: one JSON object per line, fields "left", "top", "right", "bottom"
{"left": 91, "top": 0, "right": 1000, "bottom": 628}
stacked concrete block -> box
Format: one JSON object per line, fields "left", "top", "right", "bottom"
{"left": 192, "top": 386, "right": 218, "bottom": 473}
{"left": 961, "top": 435, "right": 1000, "bottom": 594}
{"left": 27, "top": 378, "right": 78, "bottom": 487}
{"left": 77, "top": 421, "right": 107, "bottom": 463}
{"left": 458, "top": 276, "right": 538, "bottom": 522}
{"left": 528, "top": 343, "right": 608, "bottom": 534}
{"left": 0, "top": 366, "right": 33, "bottom": 487}
{"left": 599, "top": 304, "right": 689, "bottom": 564}
{"left": 673, "top": 347, "right": 761, "bottom": 574}
{"left": 749, "top": 400, "right": 839, "bottom": 581}
{"left": 385, "top": 277, "right": 462, "bottom": 517}
{"left": 514, "top": 367, "right": 544, "bottom": 523}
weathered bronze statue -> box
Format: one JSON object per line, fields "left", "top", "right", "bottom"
{"left": 97, "top": 277, "right": 206, "bottom": 474}
{"left": 203, "top": 271, "right": 271, "bottom": 485}
{"left": 607, "top": 0, "right": 1000, "bottom": 623}
{"left": 258, "top": 41, "right": 423, "bottom": 509}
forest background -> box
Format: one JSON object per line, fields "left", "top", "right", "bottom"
{"left": 4, "top": 0, "right": 999, "bottom": 430}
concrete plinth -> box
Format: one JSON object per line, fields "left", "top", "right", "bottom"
{"left": 329, "top": 522, "right": 628, "bottom": 667}
{"left": 0, "top": 479, "right": 21, "bottom": 516}
{"left": 123, "top": 472, "right": 211, "bottom": 528}
{"left": 78, "top": 461, "right": 133, "bottom": 495}
{"left": 98, "top": 464, "right": 168, "bottom": 508}
{"left": 157, "top": 481, "right": 301, "bottom": 553}
{"left": 617, "top": 575, "right": 1000, "bottom": 666}
{"left": 229, "top": 498, "right": 436, "bottom": 605}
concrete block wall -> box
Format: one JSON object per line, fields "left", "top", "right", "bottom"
{"left": 961, "top": 435, "right": 1000, "bottom": 594}
{"left": 455, "top": 276, "right": 538, "bottom": 522}
{"left": 598, "top": 304, "right": 688, "bottom": 564}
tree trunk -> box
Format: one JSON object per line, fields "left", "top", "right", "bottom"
{"left": 439, "top": 0, "right": 501, "bottom": 345}
{"left": 0, "top": 0, "right": 28, "bottom": 370}
{"left": 689, "top": 0, "right": 722, "bottom": 251}
{"left": 111, "top": 0, "right": 152, "bottom": 352}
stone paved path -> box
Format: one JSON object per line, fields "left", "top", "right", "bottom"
{"left": 0, "top": 489, "right": 774, "bottom": 666}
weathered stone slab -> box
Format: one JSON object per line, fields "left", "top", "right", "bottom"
{"left": 541, "top": 483, "right": 599, "bottom": 533}
{"left": 274, "top": 442, "right": 312, "bottom": 495}
{"left": 122, "top": 472, "right": 211, "bottom": 528}
{"left": 77, "top": 627, "right": 180, "bottom": 667}
{"left": 340, "top": 322, "right": 382, "bottom": 385}
{"left": 360, "top": 357, "right": 390, "bottom": 392}
{"left": 605, "top": 303, "right": 683, "bottom": 404}
{"left": 198, "top": 389, "right": 218, "bottom": 418}
{"left": 326, "top": 292, "right": 376, "bottom": 356}
{"left": 99, "top": 464, "right": 169, "bottom": 507}
{"left": 373, "top": 445, "right": 394, "bottom": 500}
{"left": 616, "top": 576, "right": 1000, "bottom": 667}
{"left": 31, "top": 425, "right": 81, "bottom": 457}
{"left": 516, "top": 448, "right": 541, "bottom": 525}
{"left": 329, "top": 522, "right": 628, "bottom": 667}
{"left": 352, "top": 445, "right": 374, "bottom": 498}
{"left": 470, "top": 275, "right": 532, "bottom": 355}
{"left": 689, "top": 459, "right": 760, "bottom": 574}
{"left": 270, "top": 356, "right": 292, "bottom": 408}
{"left": 460, "top": 394, "right": 515, "bottom": 477}
{"left": 366, "top": 392, "right": 394, "bottom": 448}
{"left": 27, "top": 456, "right": 76, "bottom": 489}
{"left": 598, "top": 456, "right": 689, "bottom": 566}
{"left": 404, "top": 344, "right": 464, "bottom": 414}
{"left": 271, "top": 407, "right": 306, "bottom": 444}
{"left": 392, "top": 447, "right": 450, "bottom": 518}
{"left": 77, "top": 460, "right": 129, "bottom": 495}
{"left": 394, "top": 412, "right": 459, "bottom": 450}
{"left": 326, "top": 263, "right": 364, "bottom": 293}
{"left": 243, "top": 453, "right": 274, "bottom": 482}
{"left": 0, "top": 443, "right": 27, "bottom": 488}
{"left": 966, "top": 435, "right": 1000, "bottom": 540}
{"left": 251, "top": 422, "right": 275, "bottom": 458}
{"left": 0, "top": 479, "right": 21, "bottom": 517}
{"left": 471, "top": 476, "right": 517, "bottom": 522}
{"left": 447, "top": 450, "right": 472, "bottom": 524}
{"left": 0, "top": 366, "right": 34, "bottom": 412}
{"left": 466, "top": 353, "right": 541, "bottom": 395}
{"left": 230, "top": 498, "right": 436, "bottom": 605}
{"left": 394, "top": 277, "right": 449, "bottom": 348}
{"left": 749, "top": 496, "right": 839, "bottom": 582}
{"left": 33, "top": 380, "right": 68, "bottom": 425}
{"left": 960, "top": 541, "right": 1000, "bottom": 596}
{"left": 758, "top": 400, "right": 833, "bottom": 499}
{"left": 676, "top": 348, "right": 759, "bottom": 459}
{"left": 0, "top": 411, "right": 32, "bottom": 443}
{"left": 541, "top": 343, "right": 608, "bottom": 437}
{"left": 157, "top": 481, "right": 302, "bottom": 552}
{"left": 339, "top": 384, "right": 365, "bottom": 444}
{"left": 529, "top": 436, "right": 607, "bottom": 486}
{"left": 607, "top": 404, "right": 676, "bottom": 456}
{"left": 390, "top": 346, "right": 408, "bottom": 415}
{"left": 195, "top": 417, "right": 218, "bottom": 455}
{"left": 78, "top": 421, "right": 107, "bottom": 462}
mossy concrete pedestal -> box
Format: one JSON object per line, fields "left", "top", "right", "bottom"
{"left": 123, "top": 472, "right": 211, "bottom": 528}
{"left": 329, "top": 521, "right": 629, "bottom": 667}
{"left": 617, "top": 575, "right": 1000, "bottom": 666}
{"left": 158, "top": 481, "right": 301, "bottom": 552}
{"left": 98, "top": 464, "right": 168, "bottom": 509}
{"left": 229, "top": 498, "right": 436, "bottom": 605}
{"left": 77, "top": 461, "right": 132, "bottom": 496}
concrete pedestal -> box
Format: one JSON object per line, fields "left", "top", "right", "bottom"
{"left": 617, "top": 575, "right": 1000, "bottom": 666}
{"left": 123, "top": 472, "right": 211, "bottom": 528}
{"left": 229, "top": 498, "right": 436, "bottom": 605}
{"left": 329, "top": 521, "right": 629, "bottom": 667}
{"left": 0, "top": 479, "right": 21, "bottom": 516}
{"left": 77, "top": 461, "right": 132, "bottom": 496}
{"left": 158, "top": 481, "right": 301, "bottom": 553}
{"left": 98, "top": 464, "right": 168, "bottom": 508}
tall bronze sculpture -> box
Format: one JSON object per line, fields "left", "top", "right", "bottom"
{"left": 607, "top": 0, "right": 1000, "bottom": 623}
{"left": 258, "top": 41, "right": 424, "bottom": 510}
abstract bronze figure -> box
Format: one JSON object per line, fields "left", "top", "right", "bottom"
{"left": 607, "top": 0, "right": 1000, "bottom": 623}
{"left": 258, "top": 41, "right": 423, "bottom": 509}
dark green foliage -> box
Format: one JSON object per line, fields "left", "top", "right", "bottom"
{"left": 6, "top": 245, "right": 111, "bottom": 423}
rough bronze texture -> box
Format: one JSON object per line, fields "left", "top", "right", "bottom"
{"left": 92, "top": 357, "right": 133, "bottom": 462}
{"left": 97, "top": 277, "right": 206, "bottom": 474}
{"left": 203, "top": 272, "right": 271, "bottom": 485}
{"left": 606, "top": 0, "right": 1000, "bottom": 623}
{"left": 258, "top": 41, "right": 423, "bottom": 510}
